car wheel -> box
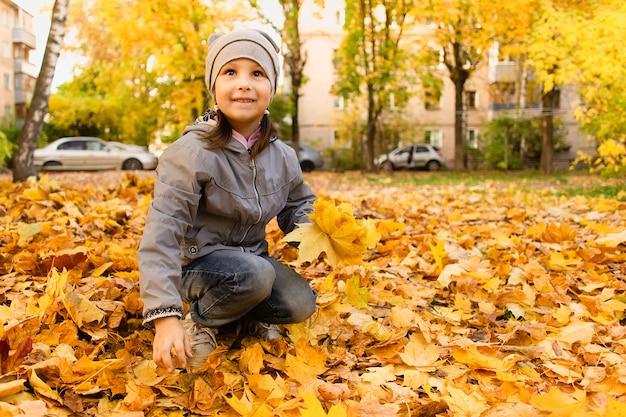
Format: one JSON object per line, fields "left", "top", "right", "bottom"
{"left": 42, "top": 161, "right": 62, "bottom": 170}
{"left": 300, "top": 161, "right": 315, "bottom": 172}
{"left": 381, "top": 160, "right": 394, "bottom": 172}
{"left": 122, "top": 159, "right": 143, "bottom": 170}
{"left": 425, "top": 160, "right": 441, "bottom": 171}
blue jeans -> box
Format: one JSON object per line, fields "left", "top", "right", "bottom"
{"left": 180, "top": 250, "right": 317, "bottom": 328}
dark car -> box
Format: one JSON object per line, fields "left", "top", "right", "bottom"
{"left": 283, "top": 141, "right": 324, "bottom": 172}
{"left": 376, "top": 143, "right": 445, "bottom": 171}
{"left": 34, "top": 137, "right": 158, "bottom": 171}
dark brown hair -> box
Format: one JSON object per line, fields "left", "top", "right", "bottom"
{"left": 202, "top": 109, "right": 277, "bottom": 159}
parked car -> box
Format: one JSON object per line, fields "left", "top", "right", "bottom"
{"left": 283, "top": 141, "right": 324, "bottom": 172}
{"left": 376, "top": 143, "right": 445, "bottom": 171}
{"left": 34, "top": 137, "right": 158, "bottom": 171}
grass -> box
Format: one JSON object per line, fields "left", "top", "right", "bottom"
{"left": 328, "top": 168, "right": 626, "bottom": 200}
{"left": 557, "top": 184, "right": 626, "bottom": 201}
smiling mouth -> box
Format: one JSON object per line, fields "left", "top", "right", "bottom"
{"left": 234, "top": 99, "right": 255, "bottom": 103}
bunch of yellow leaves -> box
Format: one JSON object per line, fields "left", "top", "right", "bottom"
{"left": 283, "top": 198, "right": 378, "bottom": 267}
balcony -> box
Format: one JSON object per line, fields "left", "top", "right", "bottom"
{"left": 14, "top": 88, "right": 33, "bottom": 105}
{"left": 12, "top": 27, "right": 36, "bottom": 49}
{"left": 488, "top": 61, "right": 517, "bottom": 84}
{"left": 14, "top": 59, "right": 38, "bottom": 78}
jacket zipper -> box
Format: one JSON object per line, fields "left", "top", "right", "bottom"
{"left": 238, "top": 155, "right": 263, "bottom": 246}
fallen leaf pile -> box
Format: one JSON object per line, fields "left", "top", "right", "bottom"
{"left": 0, "top": 170, "right": 625, "bottom": 417}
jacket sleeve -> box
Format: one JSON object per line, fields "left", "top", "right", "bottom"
{"left": 138, "top": 139, "right": 204, "bottom": 323}
{"left": 276, "top": 169, "right": 316, "bottom": 235}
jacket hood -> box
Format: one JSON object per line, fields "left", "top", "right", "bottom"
{"left": 182, "top": 111, "right": 218, "bottom": 136}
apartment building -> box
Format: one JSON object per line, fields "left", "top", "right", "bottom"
{"left": 292, "top": 1, "right": 591, "bottom": 169}
{"left": 0, "top": 0, "right": 36, "bottom": 124}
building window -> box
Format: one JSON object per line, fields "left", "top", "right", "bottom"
{"left": 2, "top": 42, "right": 10, "bottom": 58}
{"left": 423, "top": 74, "right": 443, "bottom": 110}
{"left": 465, "top": 90, "right": 477, "bottom": 109}
{"left": 467, "top": 129, "right": 479, "bottom": 149}
{"left": 425, "top": 129, "right": 442, "bottom": 147}
{"left": 4, "top": 74, "right": 10, "bottom": 90}
{"left": 335, "top": 9, "right": 345, "bottom": 26}
{"left": 332, "top": 49, "right": 339, "bottom": 69}
{"left": 4, "top": 105, "right": 11, "bottom": 118}
{"left": 333, "top": 96, "right": 345, "bottom": 110}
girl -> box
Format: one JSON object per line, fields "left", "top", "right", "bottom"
{"left": 138, "top": 29, "right": 318, "bottom": 371}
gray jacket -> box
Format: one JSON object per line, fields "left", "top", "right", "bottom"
{"left": 138, "top": 121, "right": 315, "bottom": 323}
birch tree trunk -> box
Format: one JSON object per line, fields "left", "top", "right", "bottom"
{"left": 12, "top": 0, "right": 70, "bottom": 182}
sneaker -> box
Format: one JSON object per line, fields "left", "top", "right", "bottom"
{"left": 246, "top": 320, "right": 282, "bottom": 340}
{"left": 181, "top": 314, "right": 217, "bottom": 368}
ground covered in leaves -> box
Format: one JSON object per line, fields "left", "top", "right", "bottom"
{"left": 0, "top": 170, "right": 625, "bottom": 417}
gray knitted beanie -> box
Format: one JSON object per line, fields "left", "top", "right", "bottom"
{"left": 205, "top": 29, "right": 280, "bottom": 102}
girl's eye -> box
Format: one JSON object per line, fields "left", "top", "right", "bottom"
{"left": 224, "top": 69, "right": 236, "bottom": 75}
{"left": 253, "top": 70, "right": 264, "bottom": 77}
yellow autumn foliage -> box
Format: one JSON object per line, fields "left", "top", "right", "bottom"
{"left": 283, "top": 197, "right": 378, "bottom": 267}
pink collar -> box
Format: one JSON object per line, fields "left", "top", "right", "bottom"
{"left": 232, "top": 126, "right": 261, "bottom": 149}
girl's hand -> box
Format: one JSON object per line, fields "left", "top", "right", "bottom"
{"left": 152, "top": 316, "right": 192, "bottom": 371}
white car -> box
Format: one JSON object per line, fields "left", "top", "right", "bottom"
{"left": 376, "top": 144, "right": 445, "bottom": 171}
{"left": 34, "top": 137, "right": 158, "bottom": 171}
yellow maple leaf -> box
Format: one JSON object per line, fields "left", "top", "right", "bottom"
{"left": 604, "top": 397, "right": 626, "bottom": 417}
{"left": 529, "top": 387, "right": 586, "bottom": 416}
{"left": 283, "top": 198, "right": 370, "bottom": 267}
{"left": 547, "top": 320, "right": 594, "bottom": 345}
{"left": 246, "top": 373, "right": 287, "bottom": 403}
{"left": 451, "top": 345, "right": 518, "bottom": 381}
{"left": 0, "top": 401, "right": 21, "bottom": 416}
{"left": 239, "top": 343, "right": 265, "bottom": 374}
{"left": 436, "top": 264, "right": 465, "bottom": 289}
{"left": 122, "top": 379, "right": 156, "bottom": 411}
{"left": 299, "top": 389, "right": 347, "bottom": 417}
{"left": 62, "top": 289, "right": 106, "bottom": 328}
{"left": 21, "top": 185, "right": 48, "bottom": 201}
{"left": 545, "top": 250, "right": 581, "bottom": 271}
{"left": 398, "top": 332, "right": 440, "bottom": 368}
{"left": 0, "top": 379, "right": 26, "bottom": 397}
{"left": 28, "top": 369, "right": 63, "bottom": 402}
{"left": 595, "top": 229, "right": 626, "bottom": 247}
{"left": 45, "top": 267, "right": 70, "bottom": 299}
{"left": 284, "top": 339, "right": 328, "bottom": 384}
{"left": 362, "top": 217, "right": 382, "bottom": 248}
{"left": 443, "top": 385, "right": 489, "bottom": 417}
{"left": 429, "top": 240, "right": 447, "bottom": 274}
{"left": 18, "top": 223, "right": 42, "bottom": 245}
{"left": 344, "top": 276, "right": 370, "bottom": 310}
{"left": 224, "top": 386, "right": 275, "bottom": 417}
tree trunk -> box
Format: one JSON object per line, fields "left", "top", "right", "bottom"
{"left": 447, "top": 41, "right": 470, "bottom": 172}
{"left": 540, "top": 88, "right": 556, "bottom": 175}
{"left": 12, "top": 0, "right": 70, "bottom": 182}
{"left": 276, "top": 0, "right": 303, "bottom": 161}
{"left": 453, "top": 77, "right": 465, "bottom": 171}
{"left": 291, "top": 89, "right": 300, "bottom": 158}
{"left": 365, "top": 84, "right": 377, "bottom": 172}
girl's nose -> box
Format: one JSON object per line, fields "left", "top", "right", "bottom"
{"left": 237, "top": 77, "right": 252, "bottom": 90}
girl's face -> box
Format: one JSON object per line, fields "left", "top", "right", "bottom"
{"left": 214, "top": 58, "right": 272, "bottom": 135}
